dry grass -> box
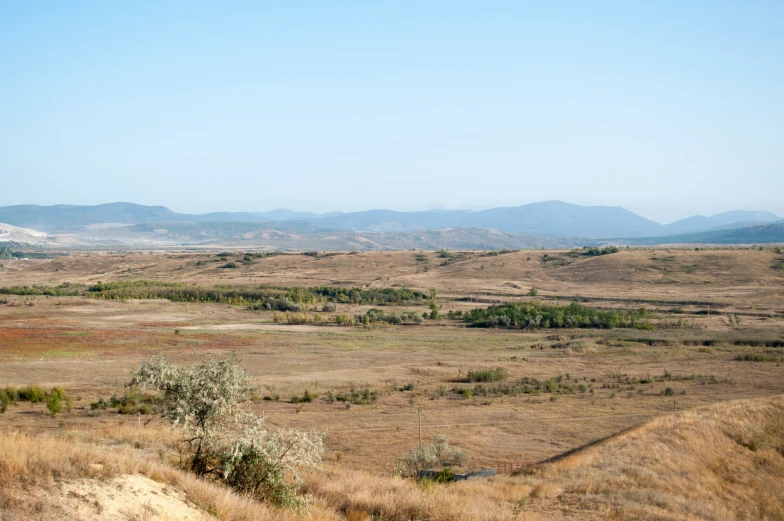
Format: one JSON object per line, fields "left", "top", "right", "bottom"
{"left": 1, "top": 249, "right": 783, "bottom": 519}
{"left": 2, "top": 395, "right": 783, "bottom": 520}
{"left": 0, "top": 429, "right": 297, "bottom": 521}
{"left": 3, "top": 249, "right": 783, "bottom": 312}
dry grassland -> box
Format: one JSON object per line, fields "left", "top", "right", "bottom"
{"left": 0, "top": 249, "right": 783, "bottom": 519}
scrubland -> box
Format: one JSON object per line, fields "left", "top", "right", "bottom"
{"left": 0, "top": 248, "right": 782, "bottom": 520}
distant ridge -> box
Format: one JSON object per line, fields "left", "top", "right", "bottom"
{"left": 0, "top": 201, "right": 779, "bottom": 241}
{"left": 621, "top": 223, "right": 784, "bottom": 246}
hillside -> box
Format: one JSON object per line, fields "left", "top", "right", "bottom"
{"left": 2, "top": 396, "right": 781, "bottom": 520}
{"left": 624, "top": 223, "right": 784, "bottom": 245}
{"left": 663, "top": 210, "right": 781, "bottom": 235}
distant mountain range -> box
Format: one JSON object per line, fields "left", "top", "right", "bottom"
{"left": 0, "top": 201, "right": 781, "bottom": 248}
{"left": 0, "top": 201, "right": 779, "bottom": 239}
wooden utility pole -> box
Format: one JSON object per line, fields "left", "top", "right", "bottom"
{"left": 418, "top": 409, "right": 422, "bottom": 449}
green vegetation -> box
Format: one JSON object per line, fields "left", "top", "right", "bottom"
{"left": 88, "top": 281, "right": 424, "bottom": 308}
{"left": 483, "top": 249, "right": 518, "bottom": 256}
{"left": 128, "top": 354, "right": 325, "bottom": 510}
{"left": 354, "top": 308, "right": 423, "bottom": 325}
{"left": 1, "top": 385, "right": 72, "bottom": 415}
{"left": 466, "top": 367, "right": 508, "bottom": 383}
{"left": 435, "top": 249, "right": 469, "bottom": 266}
{"left": 326, "top": 386, "right": 379, "bottom": 405}
{"left": 0, "top": 281, "right": 428, "bottom": 309}
{"left": 17, "top": 385, "right": 46, "bottom": 402}
{"left": 0, "top": 283, "right": 82, "bottom": 296}
{"left": 463, "top": 301, "right": 653, "bottom": 329}
{"left": 734, "top": 354, "right": 780, "bottom": 362}
{"left": 0, "top": 245, "right": 64, "bottom": 260}
{"left": 397, "top": 435, "right": 466, "bottom": 477}
{"left": 291, "top": 389, "right": 318, "bottom": 403}
{"left": 577, "top": 246, "right": 619, "bottom": 257}
{"left": 90, "top": 388, "right": 159, "bottom": 414}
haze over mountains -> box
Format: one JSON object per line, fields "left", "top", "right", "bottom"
{"left": 0, "top": 201, "right": 781, "bottom": 248}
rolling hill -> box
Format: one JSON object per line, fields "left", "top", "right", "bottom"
{"left": 0, "top": 202, "right": 781, "bottom": 246}
{"left": 623, "top": 223, "right": 784, "bottom": 245}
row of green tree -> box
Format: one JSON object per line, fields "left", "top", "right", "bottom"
{"left": 462, "top": 301, "right": 653, "bottom": 329}
{"left": 88, "top": 282, "right": 427, "bottom": 306}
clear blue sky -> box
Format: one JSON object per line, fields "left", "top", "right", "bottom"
{"left": 1, "top": 1, "right": 782, "bottom": 223}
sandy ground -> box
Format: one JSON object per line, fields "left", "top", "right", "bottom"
{"left": 57, "top": 474, "right": 213, "bottom": 521}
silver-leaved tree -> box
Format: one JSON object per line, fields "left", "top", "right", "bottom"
{"left": 128, "top": 353, "right": 325, "bottom": 510}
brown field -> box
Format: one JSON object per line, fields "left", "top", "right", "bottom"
{"left": 1, "top": 248, "right": 783, "bottom": 520}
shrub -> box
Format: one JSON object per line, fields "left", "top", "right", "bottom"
{"left": 402, "top": 381, "right": 417, "bottom": 391}
{"left": 398, "top": 435, "right": 467, "bottom": 476}
{"left": 2, "top": 386, "right": 18, "bottom": 403}
{"left": 17, "top": 385, "right": 46, "bottom": 403}
{"left": 467, "top": 367, "right": 508, "bottom": 383}
{"left": 128, "top": 353, "right": 325, "bottom": 509}
{"left": 45, "top": 387, "right": 71, "bottom": 415}
{"left": 527, "top": 288, "right": 538, "bottom": 296}
{"left": 220, "top": 424, "right": 325, "bottom": 510}
{"left": 455, "top": 387, "right": 473, "bottom": 399}
{"left": 662, "top": 387, "right": 675, "bottom": 396}
{"left": 291, "top": 390, "right": 317, "bottom": 404}
{"left": 734, "top": 354, "right": 777, "bottom": 362}
{"left": 463, "top": 301, "right": 652, "bottom": 330}
{"left": 333, "top": 386, "right": 379, "bottom": 405}
{"left": 46, "top": 393, "right": 62, "bottom": 415}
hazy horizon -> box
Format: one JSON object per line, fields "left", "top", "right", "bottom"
{"left": 0, "top": 198, "right": 781, "bottom": 227}
{"left": 2, "top": 2, "right": 782, "bottom": 223}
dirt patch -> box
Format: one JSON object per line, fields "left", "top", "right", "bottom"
{"left": 57, "top": 474, "right": 214, "bottom": 521}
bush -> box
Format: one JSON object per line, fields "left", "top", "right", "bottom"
{"left": 128, "top": 353, "right": 325, "bottom": 509}
{"left": 220, "top": 424, "right": 325, "bottom": 510}
{"left": 467, "top": 367, "right": 508, "bottom": 383}
{"left": 463, "top": 301, "right": 652, "bottom": 330}
{"left": 332, "top": 386, "right": 379, "bottom": 405}
{"left": 45, "top": 387, "right": 71, "bottom": 415}
{"left": 398, "top": 435, "right": 467, "bottom": 476}
{"left": 17, "top": 385, "right": 46, "bottom": 403}
{"left": 2, "top": 386, "right": 18, "bottom": 403}
{"left": 455, "top": 387, "right": 473, "bottom": 399}
{"left": 734, "top": 354, "right": 777, "bottom": 362}
{"left": 291, "top": 390, "right": 317, "bottom": 403}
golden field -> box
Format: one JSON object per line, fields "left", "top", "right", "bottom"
{"left": 0, "top": 248, "right": 782, "bottom": 520}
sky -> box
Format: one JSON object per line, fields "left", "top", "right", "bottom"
{"left": 1, "top": 1, "right": 782, "bottom": 224}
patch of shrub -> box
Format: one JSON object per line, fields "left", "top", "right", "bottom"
{"left": 397, "top": 435, "right": 467, "bottom": 476}
{"left": 467, "top": 367, "right": 509, "bottom": 383}
{"left": 127, "top": 353, "right": 325, "bottom": 510}
{"left": 354, "top": 308, "right": 423, "bottom": 326}
{"left": 454, "top": 387, "right": 473, "bottom": 399}
{"left": 17, "top": 385, "right": 46, "bottom": 403}
{"left": 463, "top": 301, "right": 652, "bottom": 330}
{"left": 734, "top": 354, "right": 778, "bottom": 362}
{"left": 329, "top": 386, "right": 379, "bottom": 405}
{"left": 291, "top": 390, "right": 317, "bottom": 404}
